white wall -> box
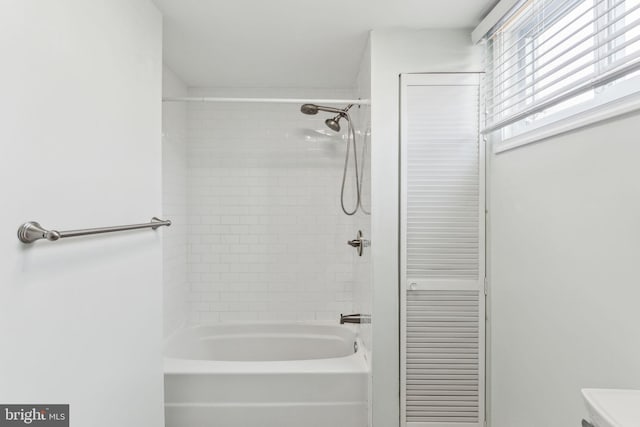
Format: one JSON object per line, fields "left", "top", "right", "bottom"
{"left": 0, "top": 2, "right": 164, "bottom": 426}
{"left": 369, "top": 29, "right": 482, "bottom": 427}
{"left": 353, "top": 40, "right": 373, "bottom": 426}
{"left": 489, "top": 112, "right": 640, "bottom": 427}
{"left": 353, "top": 41, "right": 373, "bottom": 352}
{"left": 184, "top": 88, "right": 370, "bottom": 323}
{"left": 163, "top": 65, "right": 189, "bottom": 337}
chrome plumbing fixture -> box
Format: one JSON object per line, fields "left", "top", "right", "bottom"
{"left": 17, "top": 217, "right": 171, "bottom": 244}
{"left": 340, "top": 314, "right": 371, "bottom": 325}
{"left": 300, "top": 103, "right": 347, "bottom": 116}
{"left": 347, "top": 230, "right": 370, "bottom": 256}
{"left": 300, "top": 103, "right": 369, "bottom": 216}
{"left": 324, "top": 113, "right": 343, "bottom": 132}
{"left": 300, "top": 103, "right": 353, "bottom": 133}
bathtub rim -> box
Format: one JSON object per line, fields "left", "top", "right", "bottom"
{"left": 164, "top": 321, "right": 369, "bottom": 375}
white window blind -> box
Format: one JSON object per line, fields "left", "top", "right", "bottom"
{"left": 483, "top": 0, "right": 640, "bottom": 135}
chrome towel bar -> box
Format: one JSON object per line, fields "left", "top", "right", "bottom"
{"left": 17, "top": 217, "right": 171, "bottom": 244}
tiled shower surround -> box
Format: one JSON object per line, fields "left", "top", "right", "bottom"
{"left": 185, "top": 90, "right": 370, "bottom": 323}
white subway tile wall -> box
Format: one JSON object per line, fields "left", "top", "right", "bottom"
{"left": 185, "top": 90, "right": 370, "bottom": 323}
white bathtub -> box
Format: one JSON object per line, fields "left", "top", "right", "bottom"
{"left": 164, "top": 323, "right": 369, "bottom": 427}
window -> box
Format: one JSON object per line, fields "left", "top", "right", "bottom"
{"left": 483, "top": 0, "right": 640, "bottom": 145}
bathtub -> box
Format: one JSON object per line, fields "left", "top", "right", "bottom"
{"left": 164, "top": 323, "right": 369, "bottom": 427}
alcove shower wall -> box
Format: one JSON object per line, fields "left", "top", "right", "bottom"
{"left": 183, "top": 89, "right": 370, "bottom": 323}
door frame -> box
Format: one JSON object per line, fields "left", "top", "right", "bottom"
{"left": 399, "top": 72, "right": 486, "bottom": 427}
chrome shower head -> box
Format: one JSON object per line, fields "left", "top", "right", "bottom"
{"left": 325, "top": 114, "right": 343, "bottom": 132}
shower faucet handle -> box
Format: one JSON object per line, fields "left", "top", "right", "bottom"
{"left": 347, "top": 230, "right": 369, "bottom": 256}
{"left": 347, "top": 239, "right": 361, "bottom": 247}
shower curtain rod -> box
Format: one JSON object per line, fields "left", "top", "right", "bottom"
{"left": 162, "top": 97, "right": 371, "bottom": 105}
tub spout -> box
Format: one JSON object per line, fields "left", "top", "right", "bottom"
{"left": 340, "top": 313, "right": 371, "bottom": 324}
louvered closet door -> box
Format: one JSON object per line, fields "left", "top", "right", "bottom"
{"left": 400, "top": 73, "right": 485, "bottom": 427}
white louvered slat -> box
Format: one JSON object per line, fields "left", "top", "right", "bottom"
{"left": 405, "top": 83, "right": 480, "bottom": 280}
{"left": 405, "top": 290, "right": 481, "bottom": 425}
{"left": 400, "top": 74, "right": 485, "bottom": 427}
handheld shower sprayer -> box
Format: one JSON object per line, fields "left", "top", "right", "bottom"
{"left": 300, "top": 103, "right": 367, "bottom": 216}
{"left": 300, "top": 104, "right": 346, "bottom": 115}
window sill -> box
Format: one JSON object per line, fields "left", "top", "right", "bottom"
{"left": 493, "top": 90, "right": 640, "bottom": 154}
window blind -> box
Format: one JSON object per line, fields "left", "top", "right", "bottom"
{"left": 483, "top": 0, "right": 640, "bottom": 133}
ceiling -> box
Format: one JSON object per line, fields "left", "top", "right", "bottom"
{"left": 153, "top": 0, "right": 496, "bottom": 89}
